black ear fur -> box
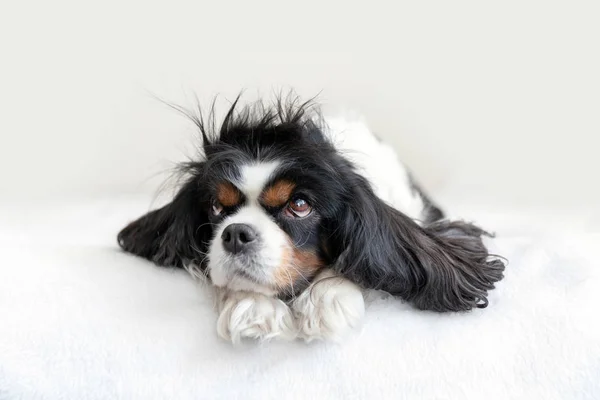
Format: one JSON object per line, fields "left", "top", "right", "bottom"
{"left": 117, "top": 178, "right": 211, "bottom": 269}
{"left": 327, "top": 173, "right": 505, "bottom": 312}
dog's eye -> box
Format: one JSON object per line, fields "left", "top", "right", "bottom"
{"left": 286, "top": 197, "right": 312, "bottom": 218}
{"left": 212, "top": 200, "right": 224, "bottom": 216}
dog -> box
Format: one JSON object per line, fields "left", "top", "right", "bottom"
{"left": 118, "top": 96, "right": 505, "bottom": 343}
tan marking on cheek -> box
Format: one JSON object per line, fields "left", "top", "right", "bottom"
{"left": 262, "top": 180, "right": 296, "bottom": 208}
{"left": 273, "top": 244, "right": 325, "bottom": 291}
{"left": 216, "top": 182, "right": 241, "bottom": 207}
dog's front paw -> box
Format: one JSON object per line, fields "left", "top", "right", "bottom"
{"left": 215, "top": 289, "right": 297, "bottom": 344}
{"left": 292, "top": 269, "right": 365, "bottom": 342}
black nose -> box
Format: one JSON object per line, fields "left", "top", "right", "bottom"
{"left": 221, "top": 223, "right": 258, "bottom": 254}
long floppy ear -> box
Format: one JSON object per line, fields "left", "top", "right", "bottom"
{"left": 117, "top": 177, "right": 211, "bottom": 269}
{"left": 326, "top": 174, "right": 505, "bottom": 312}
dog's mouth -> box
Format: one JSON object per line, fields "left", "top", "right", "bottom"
{"left": 225, "top": 254, "right": 267, "bottom": 280}
{"left": 232, "top": 268, "right": 261, "bottom": 283}
{"left": 209, "top": 256, "right": 280, "bottom": 296}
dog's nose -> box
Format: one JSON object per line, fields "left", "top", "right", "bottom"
{"left": 221, "top": 223, "right": 258, "bottom": 255}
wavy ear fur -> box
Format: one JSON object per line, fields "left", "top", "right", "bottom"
{"left": 117, "top": 177, "right": 211, "bottom": 269}
{"left": 327, "top": 173, "right": 505, "bottom": 312}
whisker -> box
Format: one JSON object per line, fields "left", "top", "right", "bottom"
{"left": 278, "top": 266, "right": 297, "bottom": 302}
{"left": 287, "top": 261, "right": 311, "bottom": 285}
{"left": 195, "top": 222, "right": 218, "bottom": 236}
{"left": 293, "top": 234, "right": 311, "bottom": 248}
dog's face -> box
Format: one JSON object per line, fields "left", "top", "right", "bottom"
{"left": 186, "top": 110, "right": 358, "bottom": 298}
{"left": 118, "top": 101, "right": 353, "bottom": 298}
{"left": 204, "top": 161, "right": 327, "bottom": 297}
{"left": 118, "top": 97, "right": 505, "bottom": 310}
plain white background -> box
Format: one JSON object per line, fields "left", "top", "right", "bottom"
{"left": 1, "top": 0, "right": 598, "bottom": 207}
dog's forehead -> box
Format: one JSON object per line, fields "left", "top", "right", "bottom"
{"left": 213, "top": 160, "right": 299, "bottom": 210}
{"left": 237, "top": 162, "right": 279, "bottom": 195}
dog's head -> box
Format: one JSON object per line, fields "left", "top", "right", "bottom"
{"left": 118, "top": 96, "right": 505, "bottom": 309}
{"left": 118, "top": 97, "right": 354, "bottom": 298}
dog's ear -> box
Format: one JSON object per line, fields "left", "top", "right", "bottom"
{"left": 117, "top": 176, "right": 211, "bottom": 269}
{"left": 325, "top": 172, "right": 505, "bottom": 312}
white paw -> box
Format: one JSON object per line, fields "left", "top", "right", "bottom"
{"left": 292, "top": 269, "right": 365, "bottom": 342}
{"left": 215, "top": 289, "right": 297, "bottom": 344}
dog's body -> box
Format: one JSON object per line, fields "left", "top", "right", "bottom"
{"left": 319, "top": 117, "right": 442, "bottom": 224}
{"left": 118, "top": 98, "right": 505, "bottom": 343}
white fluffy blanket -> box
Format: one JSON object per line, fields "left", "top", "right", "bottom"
{"left": 1, "top": 194, "right": 599, "bottom": 400}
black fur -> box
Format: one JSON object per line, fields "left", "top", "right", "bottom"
{"left": 323, "top": 160, "right": 505, "bottom": 311}
{"left": 118, "top": 95, "right": 505, "bottom": 311}
{"left": 118, "top": 174, "right": 212, "bottom": 269}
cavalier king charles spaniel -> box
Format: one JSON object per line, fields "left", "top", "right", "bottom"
{"left": 118, "top": 96, "right": 505, "bottom": 343}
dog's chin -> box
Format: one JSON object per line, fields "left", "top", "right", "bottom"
{"left": 226, "top": 276, "right": 278, "bottom": 296}
{"left": 209, "top": 262, "right": 279, "bottom": 297}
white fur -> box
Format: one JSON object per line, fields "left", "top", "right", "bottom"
{"left": 215, "top": 288, "right": 296, "bottom": 343}
{"left": 214, "top": 269, "right": 365, "bottom": 344}
{"left": 323, "top": 117, "right": 427, "bottom": 221}
{"left": 293, "top": 269, "right": 365, "bottom": 342}
{"left": 238, "top": 162, "right": 280, "bottom": 200}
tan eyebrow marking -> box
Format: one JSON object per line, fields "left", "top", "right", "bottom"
{"left": 216, "top": 182, "right": 241, "bottom": 207}
{"left": 261, "top": 180, "right": 296, "bottom": 208}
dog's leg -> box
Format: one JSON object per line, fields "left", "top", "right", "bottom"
{"left": 214, "top": 288, "right": 297, "bottom": 344}
{"left": 292, "top": 269, "right": 365, "bottom": 342}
